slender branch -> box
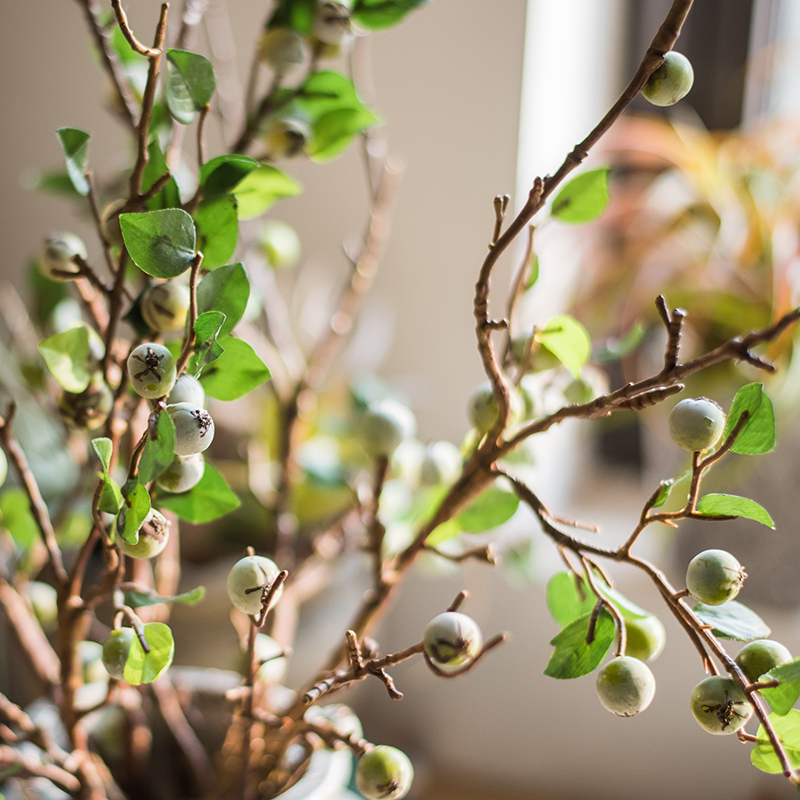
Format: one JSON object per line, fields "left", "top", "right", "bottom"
{"left": 111, "top": 0, "right": 161, "bottom": 57}
{"left": 175, "top": 253, "right": 204, "bottom": 376}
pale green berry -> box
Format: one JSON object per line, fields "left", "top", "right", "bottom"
{"left": 642, "top": 51, "right": 694, "bottom": 107}
{"left": 167, "top": 374, "right": 205, "bottom": 407}
{"left": 167, "top": 402, "right": 215, "bottom": 456}
{"left": 360, "top": 399, "right": 417, "bottom": 459}
{"left": 264, "top": 117, "right": 311, "bottom": 160}
{"left": 100, "top": 199, "right": 126, "bottom": 248}
{"left": 313, "top": 2, "right": 351, "bottom": 46}
{"left": 260, "top": 219, "right": 301, "bottom": 271}
{"left": 227, "top": 555, "right": 283, "bottom": 615}
{"left": 356, "top": 745, "right": 414, "bottom": 800}
{"left": 686, "top": 549, "right": 746, "bottom": 606}
{"left": 156, "top": 454, "right": 205, "bottom": 493}
{"left": 596, "top": 655, "right": 656, "bottom": 717}
{"left": 102, "top": 628, "right": 136, "bottom": 681}
{"left": 58, "top": 381, "right": 114, "bottom": 431}
{"left": 25, "top": 581, "right": 58, "bottom": 632}
{"left": 239, "top": 633, "right": 287, "bottom": 684}
{"left": 668, "top": 397, "right": 725, "bottom": 452}
{"left": 0, "top": 447, "right": 7, "bottom": 487}
{"left": 423, "top": 611, "right": 483, "bottom": 671}
{"left": 690, "top": 676, "right": 752, "bottom": 734}
{"left": 735, "top": 639, "right": 792, "bottom": 683}
{"left": 257, "top": 27, "right": 308, "bottom": 74}
{"left": 419, "top": 441, "right": 462, "bottom": 487}
{"left": 141, "top": 282, "right": 190, "bottom": 333}
{"left": 79, "top": 640, "right": 107, "bottom": 684}
{"left": 624, "top": 615, "right": 666, "bottom": 662}
{"left": 38, "top": 232, "right": 87, "bottom": 281}
{"left": 468, "top": 382, "right": 521, "bottom": 433}
{"left": 127, "top": 343, "right": 177, "bottom": 400}
{"left": 117, "top": 509, "right": 170, "bottom": 559}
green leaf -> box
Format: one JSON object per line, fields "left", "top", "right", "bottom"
{"left": 91, "top": 438, "right": 114, "bottom": 474}
{"left": 193, "top": 196, "right": 239, "bottom": 269}
{"left": 165, "top": 49, "right": 216, "bottom": 124}
{"left": 351, "top": 0, "right": 431, "bottom": 30}
{"left": 296, "top": 71, "right": 366, "bottom": 118}
{"left": 760, "top": 660, "right": 800, "bottom": 716}
{"left": 724, "top": 382, "right": 776, "bottom": 455}
{"left": 456, "top": 485, "right": 519, "bottom": 534}
{"left": 197, "top": 263, "right": 250, "bottom": 338}
{"left": 141, "top": 140, "right": 181, "bottom": 210}
{"left": 593, "top": 321, "right": 647, "bottom": 362}
{"left": 191, "top": 311, "right": 226, "bottom": 375}
{"left": 124, "top": 585, "right": 205, "bottom": 609}
{"left": 536, "top": 314, "right": 591, "bottom": 378}
{"left": 424, "top": 519, "right": 460, "bottom": 548}
{"left": 545, "top": 572, "right": 596, "bottom": 627}
{"left": 27, "top": 169, "right": 84, "bottom": 199}
{"left": 38, "top": 325, "right": 93, "bottom": 393}
{"left": 551, "top": 168, "right": 609, "bottom": 224}
{"left": 524, "top": 253, "right": 539, "bottom": 290}
{"left": 56, "top": 127, "right": 90, "bottom": 196}
{"left": 544, "top": 609, "right": 615, "bottom": 680}
{"left": 199, "top": 154, "right": 259, "bottom": 198}
{"left": 268, "top": 0, "right": 317, "bottom": 33}
{"left": 595, "top": 584, "right": 649, "bottom": 620}
{"left": 0, "top": 489, "right": 39, "bottom": 548}
{"left": 692, "top": 601, "right": 771, "bottom": 642}
{"left": 308, "top": 107, "right": 380, "bottom": 162}
{"left": 120, "top": 209, "right": 197, "bottom": 278}
{"left": 139, "top": 411, "right": 176, "bottom": 485}
{"left": 695, "top": 493, "right": 774, "bottom": 528}
{"left": 117, "top": 482, "right": 152, "bottom": 545}
{"left": 199, "top": 337, "right": 270, "bottom": 401}
{"left": 157, "top": 463, "right": 240, "bottom": 523}
{"left": 751, "top": 710, "right": 800, "bottom": 774}
{"left": 124, "top": 622, "right": 175, "bottom": 685}
{"left": 235, "top": 166, "right": 301, "bottom": 220}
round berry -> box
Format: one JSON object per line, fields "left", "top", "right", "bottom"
{"left": 227, "top": 555, "right": 284, "bottom": 616}
{"left": 79, "top": 640, "right": 108, "bottom": 684}
{"left": 260, "top": 219, "right": 301, "bottom": 271}
{"left": 156, "top": 454, "right": 205, "bottom": 494}
{"left": 355, "top": 745, "right": 414, "bottom": 800}
{"left": 690, "top": 675, "right": 752, "bottom": 734}
{"left": 0, "top": 448, "right": 6, "bottom": 488}
{"left": 167, "top": 374, "right": 205, "bottom": 407}
{"left": 102, "top": 628, "right": 136, "bottom": 681}
{"left": 596, "top": 655, "right": 656, "bottom": 717}
{"left": 468, "top": 382, "right": 521, "bottom": 433}
{"left": 140, "top": 282, "right": 190, "bottom": 333}
{"left": 167, "top": 402, "right": 215, "bottom": 456}
{"left": 419, "top": 441, "right": 462, "bottom": 487}
{"left": 117, "top": 509, "right": 170, "bottom": 559}
{"left": 257, "top": 27, "right": 308, "bottom": 74}
{"left": 686, "top": 549, "right": 746, "bottom": 606}
{"left": 735, "top": 639, "right": 792, "bottom": 683}
{"left": 263, "top": 117, "right": 311, "bottom": 160}
{"left": 58, "top": 381, "right": 114, "bottom": 431}
{"left": 25, "top": 581, "right": 58, "bottom": 632}
{"left": 359, "top": 399, "right": 417, "bottom": 459}
{"left": 127, "top": 343, "right": 177, "bottom": 400}
{"left": 100, "top": 199, "right": 126, "bottom": 248}
{"left": 642, "top": 51, "right": 694, "bottom": 107}
{"left": 239, "top": 633, "right": 287, "bottom": 684}
{"left": 668, "top": 397, "right": 726, "bottom": 452}
{"left": 423, "top": 611, "right": 483, "bottom": 671}
{"left": 38, "top": 233, "right": 87, "bottom": 281}
{"left": 313, "top": 2, "right": 351, "bottom": 46}
{"left": 624, "top": 615, "right": 667, "bottom": 663}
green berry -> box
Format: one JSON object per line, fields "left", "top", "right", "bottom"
{"left": 624, "top": 615, "right": 666, "bottom": 662}
{"left": 468, "top": 382, "right": 521, "bottom": 433}
{"left": 260, "top": 219, "right": 301, "bottom": 271}
{"left": 423, "top": 611, "right": 483, "bottom": 671}
{"left": 127, "top": 343, "right": 177, "bottom": 400}
{"left": 686, "top": 549, "right": 746, "bottom": 605}
{"left": 263, "top": 117, "right": 311, "bottom": 159}
{"left": 117, "top": 509, "right": 170, "bottom": 559}
{"left": 167, "top": 374, "right": 205, "bottom": 407}
{"left": 239, "top": 633, "right": 287, "bottom": 684}
{"left": 0, "top": 447, "right": 6, "bottom": 487}
{"left": 355, "top": 745, "right": 414, "bottom": 800}
{"left": 735, "top": 639, "right": 792, "bottom": 683}
{"left": 156, "top": 454, "right": 205, "bottom": 493}
{"left": 595, "top": 655, "right": 656, "bottom": 717}
{"left": 167, "top": 402, "right": 215, "bottom": 456}
{"left": 313, "top": 3, "right": 351, "bottom": 46}
{"left": 58, "top": 381, "right": 114, "bottom": 431}
{"left": 257, "top": 27, "right": 308, "bottom": 74}
{"left": 25, "top": 581, "right": 58, "bottom": 632}
{"left": 668, "top": 397, "right": 725, "bottom": 452}
{"left": 140, "top": 282, "right": 190, "bottom": 333}
{"left": 419, "top": 441, "right": 462, "bottom": 487}
{"left": 642, "top": 51, "right": 694, "bottom": 107}
{"left": 690, "top": 676, "right": 752, "bottom": 734}
{"left": 359, "top": 399, "right": 416, "bottom": 459}
{"left": 79, "top": 640, "right": 107, "bottom": 684}
{"left": 38, "top": 232, "right": 87, "bottom": 281}
{"left": 227, "top": 555, "right": 283, "bottom": 616}
{"left": 102, "top": 628, "right": 136, "bottom": 681}
{"left": 100, "top": 199, "right": 126, "bottom": 248}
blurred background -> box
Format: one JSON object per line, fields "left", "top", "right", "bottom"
{"left": 4, "top": 1, "right": 800, "bottom": 799}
